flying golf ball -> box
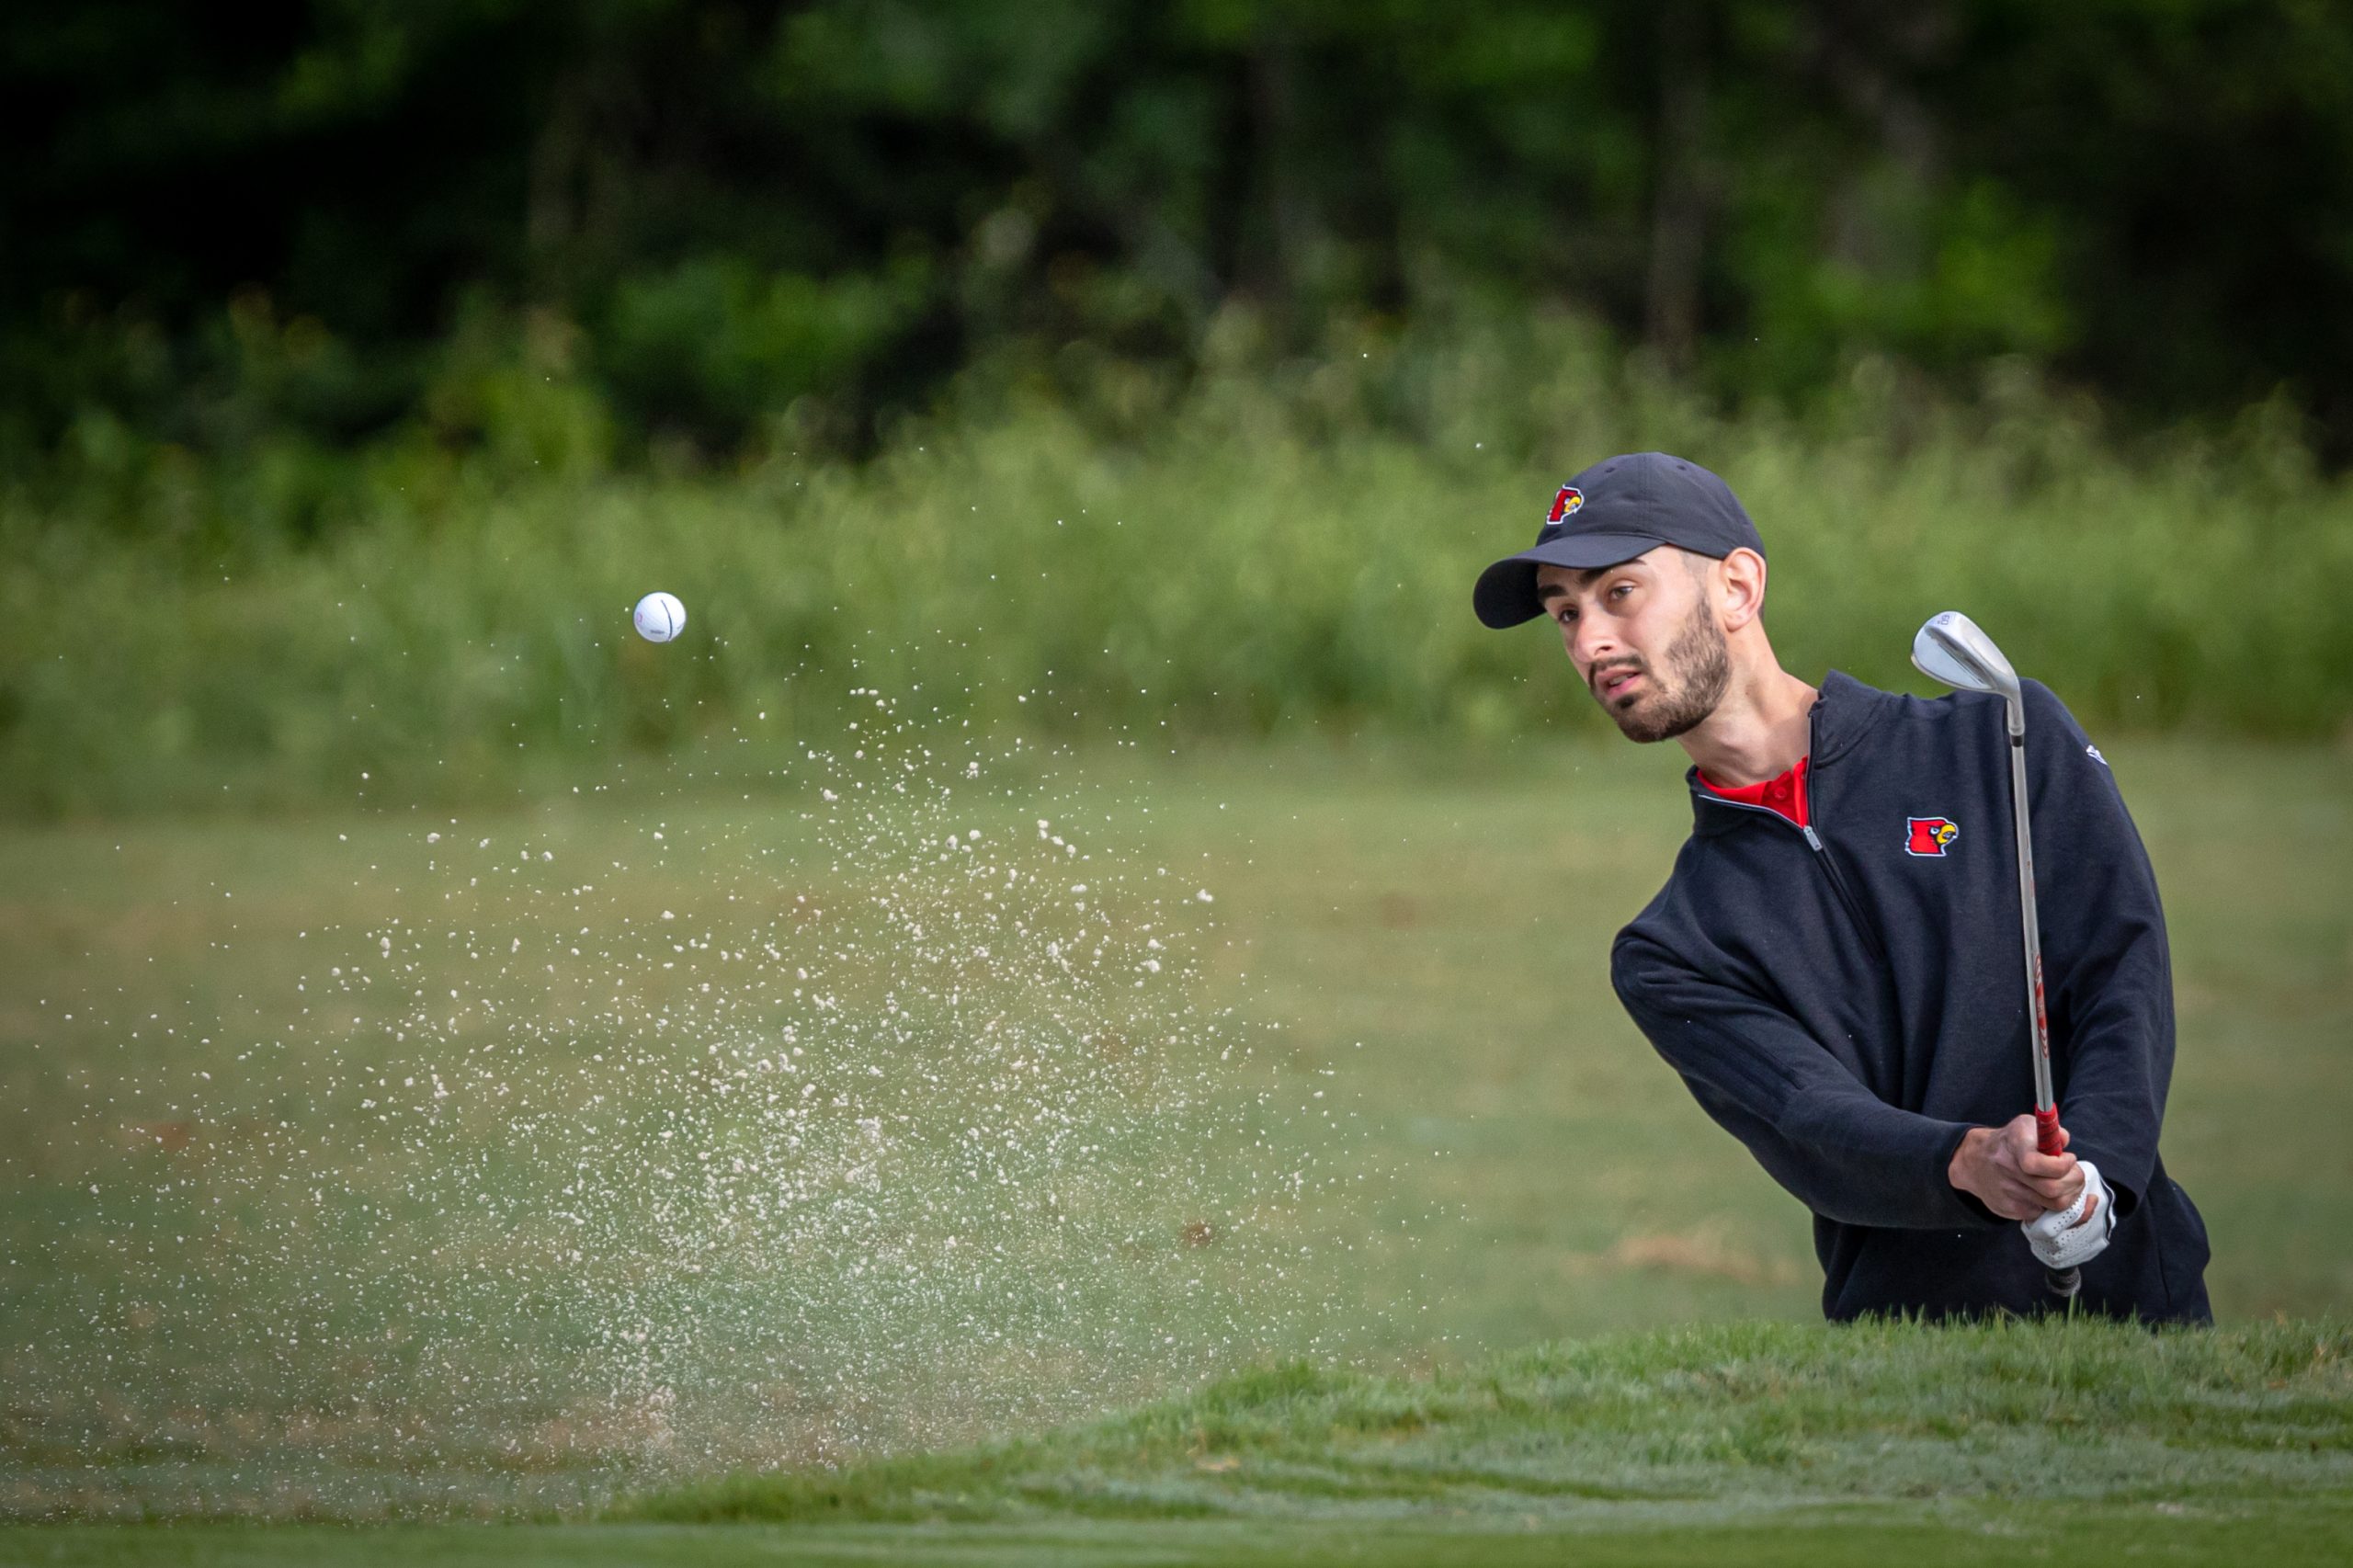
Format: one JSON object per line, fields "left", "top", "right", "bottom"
{"left": 632, "top": 591, "right": 686, "bottom": 643}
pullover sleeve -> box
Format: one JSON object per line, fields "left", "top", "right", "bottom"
{"left": 2018, "top": 681, "right": 2175, "bottom": 1217}
{"left": 1612, "top": 935, "right": 1995, "bottom": 1231}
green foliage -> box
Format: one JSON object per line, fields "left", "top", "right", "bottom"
{"left": 9, "top": 1, "right": 2353, "bottom": 468}
{"left": 6, "top": 325, "right": 2352, "bottom": 817}
{"left": 600, "top": 259, "right": 933, "bottom": 446}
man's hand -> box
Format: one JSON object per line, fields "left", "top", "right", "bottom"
{"left": 1949, "top": 1114, "right": 2087, "bottom": 1221}
{"left": 2024, "top": 1159, "right": 2115, "bottom": 1268}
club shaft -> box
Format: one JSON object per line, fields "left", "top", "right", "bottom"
{"left": 2007, "top": 720, "right": 2059, "bottom": 1132}
{"left": 2006, "top": 706, "right": 2080, "bottom": 1302}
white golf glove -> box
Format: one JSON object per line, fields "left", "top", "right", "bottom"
{"left": 2023, "top": 1159, "right": 2115, "bottom": 1270}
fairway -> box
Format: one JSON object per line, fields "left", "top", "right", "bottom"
{"left": 20, "top": 1504, "right": 2353, "bottom": 1568}
{"left": 4, "top": 727, "right": 2349, "bottom": 1545}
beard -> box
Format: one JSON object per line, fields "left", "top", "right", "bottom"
{"left": 1592, "top": 601, "right": 1731, "bottom": 744}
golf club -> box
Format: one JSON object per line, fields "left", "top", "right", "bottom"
{"left": 1911, "top": 610, "right": 2081, "bottom": 1304}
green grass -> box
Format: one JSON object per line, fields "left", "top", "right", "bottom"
{"left": 9, "top": 346, "right": 2353, "bottom": 818}
{"left": 10, "top": 1321, "right": 2353, "bottom": 1562}
{"left": 2, "top": 730, "right": 2348, "bottom": 1558}
{"left": 16, "top": 1506, "right": 2353, "bottom": 1567}
{"left": 615, "top": 1318, "right": 2353, "bottom": 1522}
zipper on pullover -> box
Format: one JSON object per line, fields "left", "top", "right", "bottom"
{"left": 1696, "top": 745, "right": 1893, "bottom": 971}
{"left": 1799, "top": 709, "right": 1891, "bottom": 968}
{"left": 1803, "top": 821, "right": 1892, "bottom": 969}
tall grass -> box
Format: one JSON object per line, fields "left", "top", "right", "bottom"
{"left": 5, "top": 323, "right": 2349, "bottom": 816}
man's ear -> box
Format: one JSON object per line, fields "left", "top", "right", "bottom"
{"left": 1718, "top": 548, "right": 1767, "bottom": 632}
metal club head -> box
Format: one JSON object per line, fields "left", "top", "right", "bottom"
{"left": 1912, "top": 610, "right": 2024, "bottom": 733}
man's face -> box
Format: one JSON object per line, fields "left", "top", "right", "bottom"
{"left": 1535, "top": 548, "right": 1731, "bottom": 743}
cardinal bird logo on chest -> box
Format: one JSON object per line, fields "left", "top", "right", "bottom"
{"left": 1904, "top": 816, "right": 1961, "bottom": 857}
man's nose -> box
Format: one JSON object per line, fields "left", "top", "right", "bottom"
{"left": 1572, "top": 619, "right": 1620, "bottom": 675}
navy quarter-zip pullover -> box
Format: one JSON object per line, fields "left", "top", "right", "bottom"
{"left": 1610, "top": 671, "right": 2211, "bottom": 1323}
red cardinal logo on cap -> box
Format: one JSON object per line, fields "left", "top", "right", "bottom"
{"left": 1546, "top": 485, "right": 1585, "bottom": 525}
{"left": 1904, "top": 817, "right": 1960, "bottom": 857}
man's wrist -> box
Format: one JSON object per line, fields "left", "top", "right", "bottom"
{"left": 1941, "top": 1124, "right": 2002, "bottom": 1226}
{"left": 1947, "top": 1125, "right": 1989, "bottom": 1194}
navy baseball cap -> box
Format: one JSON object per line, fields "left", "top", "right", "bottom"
{"left": 1472, "top": 452, "right": 1766, "bottom": 629}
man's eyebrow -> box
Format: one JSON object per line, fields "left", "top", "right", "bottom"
{"left": 1536, "top": 564, "right": 1632, "bottom": 601}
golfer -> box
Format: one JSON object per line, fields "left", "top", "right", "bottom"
{"left": 1474, "top": 453, "right": 2211, "bottom": 1322}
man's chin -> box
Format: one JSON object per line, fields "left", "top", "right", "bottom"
{"left": 1605, "top": 690, "right": 1708, "bottom": 744}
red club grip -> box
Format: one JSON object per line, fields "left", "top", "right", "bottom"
{"left": 2033, "top": 1106, "right": 2063, "bottom": 1156}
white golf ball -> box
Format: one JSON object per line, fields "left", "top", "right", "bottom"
{"left": 632, "top": 591, "right": 686, "bottom": 643}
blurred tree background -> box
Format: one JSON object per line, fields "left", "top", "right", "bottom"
{"left": 11, "top": 0, "right": 2353, "bottom": 478}
{"left": 5, "top": 0, "right": 2352, "bottom": 810}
